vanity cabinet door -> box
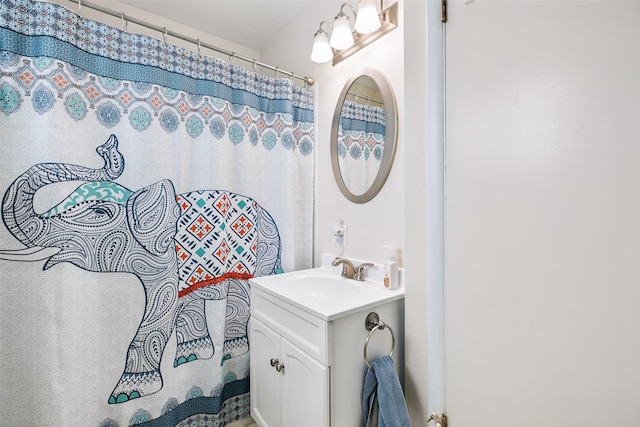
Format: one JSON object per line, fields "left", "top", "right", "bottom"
{"left": 281, "top": 338, "right": 330, "bottom": 427}
{"left": 250, "top": 317, "right": 282, "bottom": 427}
{"left": 250, "top": 315, "right": 330, "bottom": 427}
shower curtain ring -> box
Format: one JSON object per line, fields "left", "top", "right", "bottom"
{"left": 252, "top": 59, "right": 257, "bottom": 72}
{"left": 275, "top": 67, "right": 279, "bottom": 78}
{"left": 77, "top": 0, "right": 81, "bottom": 13}
{"left": 229, "top": 52, "right": 235, "bottom": 64}
{"left": 197, "top": 39, "right": 201, "bottom": 54}
{"left": 162, "top": 27, "right": 167, "bottom": 43}
{"left": 121, "top": 12, "right": 127, "bottom": 31}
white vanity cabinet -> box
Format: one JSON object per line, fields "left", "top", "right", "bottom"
{"left": 250, "top": 316, "right": 329, "bottom": 427}
{"left": 249, "top": 268, "right": 404, "bottom": 427}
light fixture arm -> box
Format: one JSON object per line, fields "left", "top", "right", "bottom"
{"left": 337, "top": 3, "right": 358, "bottom": 20}
{"left": 315, "top": 20, "right": 333, "bottom": 36}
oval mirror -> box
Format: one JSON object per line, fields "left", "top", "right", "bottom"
{"left": 331, "top": 69, "right": 397, "bottom": 203}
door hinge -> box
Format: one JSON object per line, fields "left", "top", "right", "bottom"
{"left": 428, "top": 412, "right": 448, "bottom": 427}
{"left": 441, "top": 0, "right": 448, "bottom": 23}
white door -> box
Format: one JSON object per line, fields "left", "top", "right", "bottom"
{"left": 445, "top": 1, "right": 640, "bottom": 426}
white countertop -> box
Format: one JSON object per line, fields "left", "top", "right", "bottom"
{"left": 249, "top": 255, "right": 405, "bottom": 321}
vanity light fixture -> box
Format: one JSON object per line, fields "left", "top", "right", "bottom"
{"left": 310, "top": 1, "right": 398, "bottom": 66}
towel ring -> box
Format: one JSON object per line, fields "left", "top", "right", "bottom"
{"left": 364, "top": 312, "right": 395, "bottom": 368}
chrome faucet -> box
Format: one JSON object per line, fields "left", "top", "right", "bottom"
{"left": 332, "top": 257, "right": 374, "bottom": 281}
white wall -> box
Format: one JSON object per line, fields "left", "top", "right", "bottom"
{"left": 311, "top": 7, "right": 405, "bottom": 270}
{"left": 403, "top": 0, "right": 444, "bottom": 422}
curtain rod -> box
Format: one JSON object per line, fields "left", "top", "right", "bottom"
{"left": 346, "top": 91, "right": 383, "bottom": 105}
{"left": 68, "top": 0, "right": 315, "bottom": 86}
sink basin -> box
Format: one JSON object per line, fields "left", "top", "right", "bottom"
{"left": 249, "top": 263, "right": 404, "bottom": 321}
{"left": 282, "top": 272, "right": 363, "bottom": 299}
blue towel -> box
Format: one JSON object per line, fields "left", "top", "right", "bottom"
{"left": 362, "top": 355, "right": 411, "bottom": 427}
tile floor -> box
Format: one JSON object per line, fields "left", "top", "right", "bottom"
{"left": 226, "top": 416, "right": 258, "bottom": 427}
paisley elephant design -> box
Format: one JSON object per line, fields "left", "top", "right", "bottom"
{"left": 0, "top": 135, "right": 282, "bottom": 404}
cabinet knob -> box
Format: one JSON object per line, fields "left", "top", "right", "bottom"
{"left": 270, "top": 358, "right": 285, "bottom": 373}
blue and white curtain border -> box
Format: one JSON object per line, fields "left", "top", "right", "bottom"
{"left": 339, "top": 100, "right": 385, "bottom": 135}
{"left": 0, "top": 0, "right": 313, "bottom": 121}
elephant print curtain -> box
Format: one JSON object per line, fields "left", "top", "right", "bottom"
{"left": 0, "top": 1, "right": 314, "bottom": 425}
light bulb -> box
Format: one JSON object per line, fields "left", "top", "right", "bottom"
{"left": 354, "top": 0, "right": 381, "bottom": 34}
{"left": 330, "top": 14, "right": 354, "bottom": 50}
{"left": 310, "top": 31, "right": 333, "bottom": 63}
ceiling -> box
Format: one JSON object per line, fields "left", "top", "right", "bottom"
{"left": 118, "top": 0, "right": 317, "bottom": 52}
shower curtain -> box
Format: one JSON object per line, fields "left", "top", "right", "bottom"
{"left": 0, "top": 1, "right": 314, "bottom": 425}
{"left": 337, "top": 100, "right": 385, "bottom": 195}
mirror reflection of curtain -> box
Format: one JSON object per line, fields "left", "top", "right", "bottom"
{"left": 0, "top": 1, "right": 314, "bottom": 425}
{"left": 337, "top": 100, "right": 385, "bottom": 195}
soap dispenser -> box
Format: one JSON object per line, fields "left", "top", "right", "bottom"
{"left": 383, "top": 245, "right": 399, "bottom": 290}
